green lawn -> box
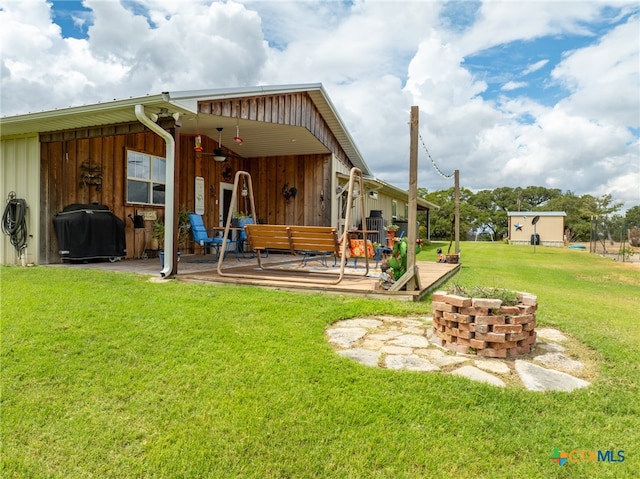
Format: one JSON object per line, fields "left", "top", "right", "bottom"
{"left": 1, "top": 243, "right": 638, "bottom": 478}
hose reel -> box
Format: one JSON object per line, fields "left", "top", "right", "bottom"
{"left": 2, "top": 191, "right": 28, "bottom": 257}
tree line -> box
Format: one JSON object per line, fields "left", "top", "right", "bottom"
{"left": 418, "top": 186, "right": 640, "bottom": 243}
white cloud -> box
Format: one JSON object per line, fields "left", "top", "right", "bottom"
{"left": 502, "top": 81, "right": 528, "bottom": 91}
{"left": 0, "top": 0, "right": 638, "bottom": 211}
{"left": 523, "top": 59, "right": 549, "bottom": 75}
{"left": 552, "top": 14, "right": 640, "bottom": 128}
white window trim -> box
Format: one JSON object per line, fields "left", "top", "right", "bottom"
{"left": 126, "top": 149, "right": 166, "bottom": 205}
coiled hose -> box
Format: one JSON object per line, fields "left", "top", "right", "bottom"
{"left": 2, "top": 197, "right": 28, "bottom": 255}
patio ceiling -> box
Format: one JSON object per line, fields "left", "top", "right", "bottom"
{"left": 183, "top": 113, "right": 329, "bottom": 159}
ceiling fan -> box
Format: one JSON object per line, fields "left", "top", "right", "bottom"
{"left": 197, "top": 128, "right": 245, "bottom": 162}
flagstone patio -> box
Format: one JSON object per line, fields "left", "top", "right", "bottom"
{"left": 327, "top": 316, "right": 592, "bottom": 391}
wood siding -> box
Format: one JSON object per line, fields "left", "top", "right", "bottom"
{"left": 34, "top": 92, "right": 349, "bottom": 263}
{"left": 39, "top": 125, "right": 332, "bottom": 262}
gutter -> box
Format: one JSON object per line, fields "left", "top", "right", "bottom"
{"left": 134, "top": 104, "right": 176, "bottom": 277}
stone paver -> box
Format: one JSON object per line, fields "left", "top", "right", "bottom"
{"left": 381, "top": 345, "right": 414, "bottom": 355}
{"left": 475, "top": 359, "right": 511, "bottom": 375}
{"left": 537, "top": 342, "right": 566, "bottom": 352}
{"left": 451, "top": 365, "right": 506, "bottom": 387}
{"left": 533, "top": 352, "right": 584, "bottom": 374}
{"left": 515, "top": 360, "right": 590, "bottom": 392}
{"left": 431, "top": 355, "right": 470, "bottom": 368}
{"left": 390, "top": 334, "right": 430, "bottom": 348}
{"left": 537, "top": 328, "right": 568, "bottom": 342}
{"left": 326, "top": 327, "right": 368, "bottom": 348}
{"left": 385, "top": 354, "right": 440, "bottom": 372}
{"left": 337, "top": 348, "right": 381, "bottom": 367}
{"left": 368, "top": 331, "right": 404, "bottom": 341}
{"left": 327, "top": 316, "right": 593, "bottom": 391}
{"left": 334, "top": 318, "right": 383, "bottom": 329}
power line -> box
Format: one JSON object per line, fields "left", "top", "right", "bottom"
{"left": 419, "top": 133, "right": 455, "bottom": 179}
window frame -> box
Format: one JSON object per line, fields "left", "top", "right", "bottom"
{"left": 126, "top": 149, "right": 166, "bottom": 205}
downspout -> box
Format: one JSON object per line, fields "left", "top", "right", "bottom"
{"left": 135, "top": 104, "right": 175, "bottom": 277}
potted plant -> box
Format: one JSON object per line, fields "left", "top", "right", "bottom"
{"left": 152, "top": 209, "right": 191, "bottom": 252}
{"left": 152, "top": 218, "right": 165, "bottom": 251}
{"left": 153, "top": 207, "right": 191, "bottom": 266}
{"left": 176, "top": 206, "right": 191, "bottom": 251}
{"left": 231, "top": 211, "right": 249, "bottom": 227}
{"left": 384, "top": 223, "right": 399, "bottom": 248}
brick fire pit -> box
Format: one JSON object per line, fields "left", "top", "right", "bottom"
{"left": 432, "top": 290, "right": 537, "bottom": 358}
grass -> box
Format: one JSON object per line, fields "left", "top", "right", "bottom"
{"left": 1, "top": 242, "right": 639, "bottom": 478}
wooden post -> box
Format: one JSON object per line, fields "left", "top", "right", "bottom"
{"left": 454, "top": 169, "right": 460, "bottom": 254}
{"left": 390, "top": 106, "right": 421, "bottom": 291}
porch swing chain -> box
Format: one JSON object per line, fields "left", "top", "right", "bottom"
{"left": 2, "top": 191, "right": 28, "bottom": 255}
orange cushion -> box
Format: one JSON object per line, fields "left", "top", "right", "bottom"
{"left": 349, "top": 239, "right": 375, "bottom": 258}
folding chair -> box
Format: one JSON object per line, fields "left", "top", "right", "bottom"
{"left": 188, "top": 213, "right": 237, "bottom": 260}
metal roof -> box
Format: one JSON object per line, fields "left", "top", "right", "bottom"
{"left": 336, "top": 172, "right": 440, "bottom": 211}
{"left": 0, "top": 84, "right": 370, "bottom": 175}
{"left": 507, "top": 211, "right": 567, "bottom": 216}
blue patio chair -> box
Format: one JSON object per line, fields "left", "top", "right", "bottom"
{"left": 236, "top": 217, "right": 257, "bottom": 258}
{"left": 188, "top": 213, "right": 237, "bottom": 260}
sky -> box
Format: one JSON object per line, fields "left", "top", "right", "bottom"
{"left": 1, "top": 0, "right": 639, "bottom": 212}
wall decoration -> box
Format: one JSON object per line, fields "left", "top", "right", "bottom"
{"left": 282, "top": 183, "right": 297, "bottom": 202}
{"left": 79, "top": 162, "right": 102, "bottom": 190}
{"left": 222, "top": 164, "right": 233, "bottom": 182}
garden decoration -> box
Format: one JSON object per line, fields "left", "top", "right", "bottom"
{"left": 282, "top": 184, "right": 297, "bottom": 202}
{"left": 387, "top": 236, "right": 421, "bottom": 281}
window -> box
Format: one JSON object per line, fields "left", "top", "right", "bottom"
{"left": 391, "top": 200, "right": 397, "bottom": 219}
{"left": 127, "top": 150, "right": 166, "bottom": 205}
{"left": 404, "top": 203, "right": 409, "bottom": 219}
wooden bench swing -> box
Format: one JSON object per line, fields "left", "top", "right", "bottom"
{"left": 216, "top": 168, "right": 370, "bottom": 285}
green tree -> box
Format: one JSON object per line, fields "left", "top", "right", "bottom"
{"left": 520, "top": 186, "right": 562, "bottom": 209}
{"left": 469, "top": 189, "right": 503, "bottom": 240}
{"left": 423, "top": 187, "right": 477, "bottom": 241}
{"left": 581, "top": 194, "right": 624, "bottom": 250}
{"left": 546, "top": 191, "right": 591, "bottom": 241}
{"left": 625, "top": 205, "right": 640, "bottom": 228}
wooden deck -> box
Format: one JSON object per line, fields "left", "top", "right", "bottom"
{"left": 50, "top": 253, "right": 460, "bottom": 301}
{"left": 179, "top": 257, "right": 460, "bottom": 301}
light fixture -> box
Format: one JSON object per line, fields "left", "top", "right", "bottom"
{"left": 213, "top": 127, "right": 227, "bottom": 162}
{"left": 241, "top": 179, "right": 248, "bottom": 197}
